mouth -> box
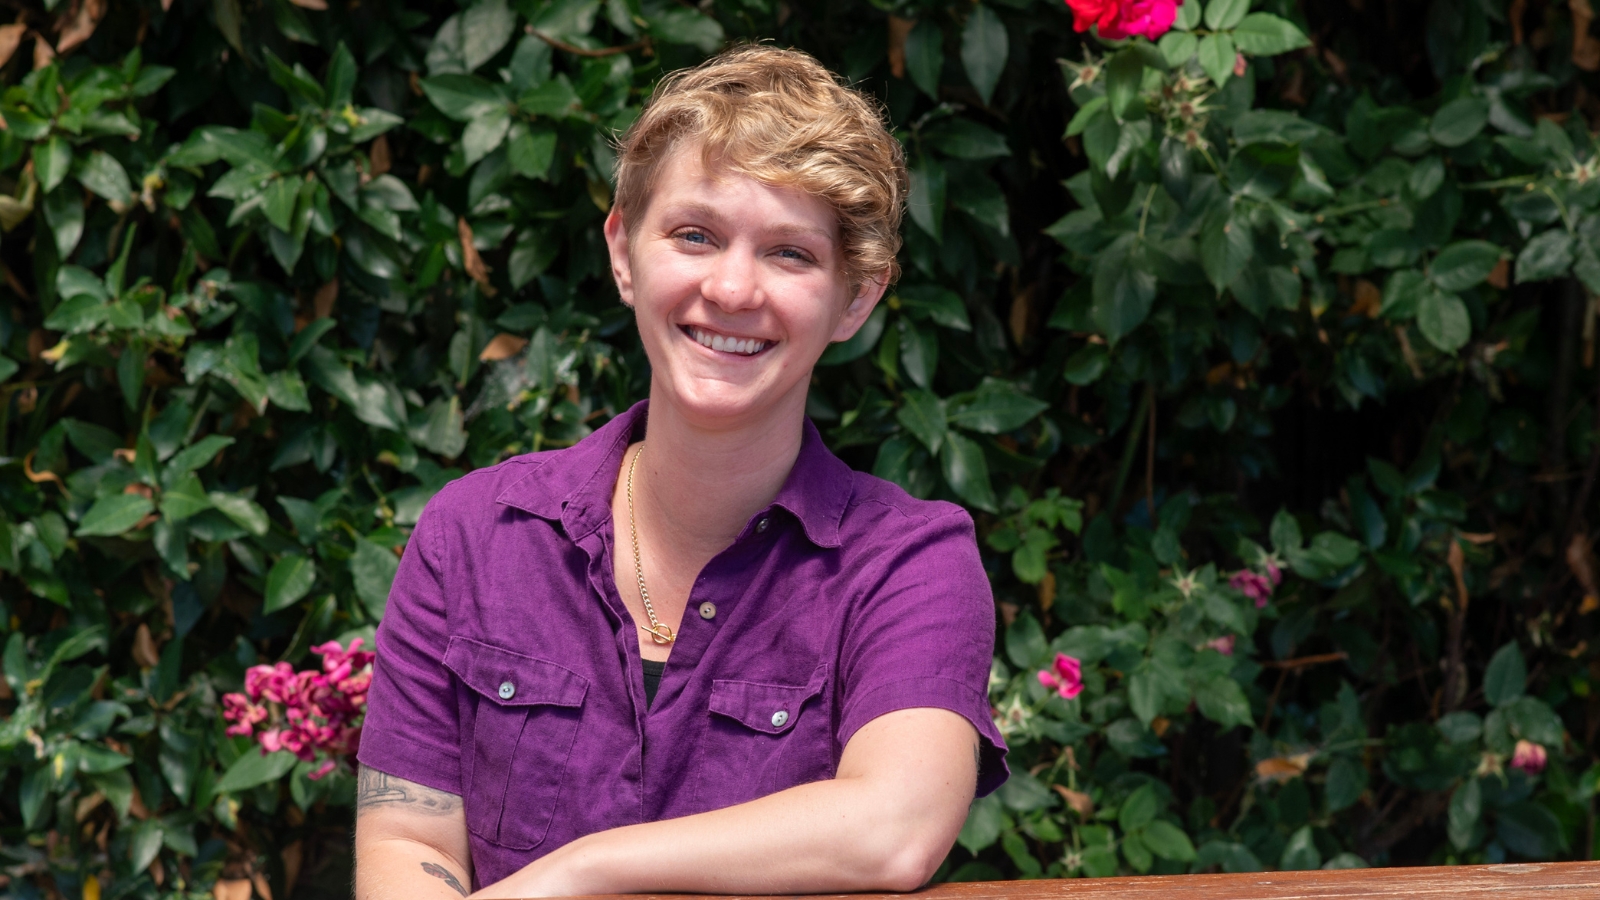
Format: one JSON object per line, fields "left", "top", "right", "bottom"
{"left": 681, "top": 325, "right": 774, "bottom": 357}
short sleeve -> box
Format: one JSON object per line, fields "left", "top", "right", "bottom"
{"left": 837, "top": 508, "right": 1009, "bottom": 796}
{"left": 357, "top": 507, "right": 462, "bottom": 794}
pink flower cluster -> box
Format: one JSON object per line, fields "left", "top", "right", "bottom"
{"left": 221, "top": 639, "right": 374, "bottom": 780}
{"left": 1038, "top": 653, "right": 1085, "bottom": 700}
{"left": 1511, "top": 739, "right": 1548, "bottom": 775}
{"left": 1065, "top": 0, "right": 1184, "bottom": 41}
{"left": 1229, "top": 560, "right": 1284, "bottom": 608}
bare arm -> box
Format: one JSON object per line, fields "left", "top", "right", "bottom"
{"left": 472, "top": 707, "right": 980, "bottom": 898}
{"left": 354, "top": 767, "right": 474, "bottom": 900}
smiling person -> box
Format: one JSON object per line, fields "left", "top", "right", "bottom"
{"left": 352, "top": 45, "right": 1008, "bottom": 899}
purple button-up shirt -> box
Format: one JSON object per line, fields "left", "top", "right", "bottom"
{"left": 358, "top": 402, "right": 1008, "bottom": 888}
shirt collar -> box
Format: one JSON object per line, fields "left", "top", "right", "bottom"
{"left": 494, "top": 400, "right": 853, "bottom": 549}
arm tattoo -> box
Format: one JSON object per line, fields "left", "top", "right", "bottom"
{"left": 356, "top": 766, "right": 463, "bottom": 816}
{"left": 421, "top": 862, "right": 468, "bottom": 897}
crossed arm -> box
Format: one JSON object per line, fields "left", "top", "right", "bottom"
{"left": 353, "top": 707, "right": 981, "bottom": 899}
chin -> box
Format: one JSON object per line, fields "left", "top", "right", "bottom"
{"left": 659, "top": 380, "right": 802, "bottom": 428}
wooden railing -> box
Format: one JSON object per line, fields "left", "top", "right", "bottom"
{"left": 587, "top": 861, "right": 1600, "bottom": 899}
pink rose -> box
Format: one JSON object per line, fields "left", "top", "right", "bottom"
{"left": 1065, "top": 0, "right": 1183, "bottom": 41}
{"left": 1511, "top": 740, "right": 1547, "bottom": 775}
{"left": 1229, "top": 570, "right": 1274, "bottom": 608}
{"left": 1207, "top": 635, "right": 1236, "bottom": 656}
{"left": 1038, "top": 653, "right": 1085, "bottom": 700}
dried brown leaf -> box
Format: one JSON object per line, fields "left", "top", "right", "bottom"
{"left": 0, "top": 24, "right": 28, "bottom": 70}
{"left": 479, "top": 333, "right": 529, "bottom": 362}
{"left": 1574, "top": 0, "right": 1600, "bottom": 71}
{"left": 1447, "top": 537, "right": 1468, "bottom": 609}
{"left": 1488, "top": 258, "right": 1510, "bottom": 289}
{"left": 289, "top": 0, "right": 328, "bottom": 8}
{"left": 1052, "top": 784, "right": 1094, "bottom": 817}
{"left": 33, "top": 33, "right": 55, "bottom": 69}
{"left": 458, "top": 217, "right": 497, "bottom": 296}
{"left": 1567, "top": 532, "right": 1598, "bottom": 602}
{"left": 369, "top": 135, "right": 391, "bottom": 176}
{"left": 1256, "top": 753, "right": 1312, "bottom": 783}
{"left": 131, "top": 623, "right": 161, "bottom": 669}
{"left": 1351, "top": 279, "right": 1381, "bottom": 317}
{"left": 313, "top": 279, "right": 338, "bottom": 319}
{"left": 56, "top": 0, "right": 106, "bottom": 54}
{"left": 887, "top": 17, "right": 913, "bottom": 80}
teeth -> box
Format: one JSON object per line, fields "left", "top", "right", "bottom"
{"left": 690, "top": 327, "right": 766, "bottom": 356}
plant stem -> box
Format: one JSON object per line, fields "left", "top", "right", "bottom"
{"left": 1109, "top": 384, "right": 1154, "bottom": 515}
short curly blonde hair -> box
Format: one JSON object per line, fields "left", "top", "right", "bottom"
{"left": 613, "top": 45, "right": 907, "bottom": 289}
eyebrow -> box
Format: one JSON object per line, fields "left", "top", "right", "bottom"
{"left": 658, "top": 201, "right": 837, "bottom": 244}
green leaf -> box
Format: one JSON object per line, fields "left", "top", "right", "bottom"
{"left": 1200, "top": 207, "right": 1253, "bottom": 292}
{"left": 1093, "top": 236, "right": 1157, "bottom": 341}
{"left": 923, "top": 119, "right": 1009, "bottom": 160}
{"left": 1431, "top": 241, "right": 1502, "bottom": 292}
{"left": 1205, "top": 0, "right": 1250, "bottom": 31}
{"left": 1231, "top": 13, "right": 1311, "bottom": 56}
{"left": 897, "top": 285, "right": 971, "bottom": 331}
{"left": 508, "top": 124, "right": 558, "bottom": 180}
{"left": 1280, "top": 825, "right": 1322, "bottom": 870}
{"left": 263, "top": 554, "right": 316, "bottom": 614}
{"left": 43, "top": 186, "right": 85, "bottom": 257}
{"left": 957, "top": 795, "right": 1006, "bottom": 854}
{"left": 1504, "top": 696, "right": 1564, "bottom": 746}
{"left": 1196, "top": 676, "right": 1253, "bottom": 727}
{"left": 898, "top": 321, "right": 937, "bottom": 389}
{"left": 907, "top": 158, "right": 946, "bottom": 241}
{"left": 897, "top": 389, "right": 948, "bottom": 454}
{"left": 960, "top": 5, "right": 1007, "bottom": 106}
{"left": 905, "top": 19, "right": 944, "bottom": 99}
{"left": 1446, "top": 778, "right": 1480, "bottom": 851}
{"left": 1497, "top": 801, "right": 1561, "bottom": 860}
{"left": 420, "top": 74, "right": 507, "bottom": 121}
{"left": 73, "top": 151, "right": 133, "bottom": 203}
{"left": 1417, "top": 289, "right": 1471, "bottom": 353}
{"left": 1380, "top": 270, "right": 1429, "bottom": 320}
{"left": 158, "top": 473, "right": 212, "bottom": 522}
{"left": 215, "top": 749, "right": 298, "bottom": 794}
{"left": 462, "top": 107, "right": 512, "bottom": 166}
{"left": 948, "top": 380, "right": 1048, "bottom": 433}
{"left": 1515, "top": 231, "right": 1575, "bottom": 283}
{"left": 1430, "top": 96, "right": 1490, "bottom": 148}
{"left": 1106, "top": 49, "right": 1145, "bottom": 122}
{"left": 1437, "top": 711, "right": 1483, "bottom": 744}
{"left": 1483, "top": 642, "right": 1526, "bottom": 708}
{"left": 1142, "top": 820, "right": 1198, "bottom": 862}
{"left": 1119, "top": 785, "right": 1159, "bottom": 831}
{"left": 33, "top": 136, "right": 72, "bottom": 193}
{"left": 1063, "top": 344, "right": 1110, "bottom": 386}
{"left": 353, "top": 538, "right": 400, "bottom": 620}
{"left": 941, "top": 432, "right": 997, "bottom": 512}
{"left": 1198, "top": 33, "right": 1237, "bottom": 87}
{"left": 1159, "top": 31, "right": 1198, "bottom": 67}
{"left": 77, "top": 494, "right": 155, "bottom": 537}
{"left": 645, "top": 6, "right": 724, "bottom": 51}
{"left": 207, "top": 492, "right": 270, "bottom": 537}
{"left": 1174, "top": 0, "right": 1201, "bottom": 30}
{"left": 1326, "top": 757, "right": 1367, "bottom": 813}
{"left": 165, "top": 436, "right": 236, "bottom": 479}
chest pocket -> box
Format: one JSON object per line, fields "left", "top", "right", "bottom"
{"left": 693, "top": 670, "right": 832, "bottom": 810}
{"left": 444, "top": 637, "right": 588, "bottom": 851}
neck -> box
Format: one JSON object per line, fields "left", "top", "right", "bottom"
{"left": 631, "top": 386, "right": 807, "bottom": 561}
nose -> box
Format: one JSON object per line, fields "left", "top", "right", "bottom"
{"left": 701, "top": 244, "right": 761, "bottom": 312}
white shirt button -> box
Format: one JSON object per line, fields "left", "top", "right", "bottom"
{"left": 755, "top": 517, "right": 770, "bottom": 533}
{"left": 771, "top": 709, "right": 789, "bottom": 728}
{"left": 498, "top": 681, "right": 515, "bottom": 700}
{"left": 699, "top": 601, "right": 717, "bottom": 620}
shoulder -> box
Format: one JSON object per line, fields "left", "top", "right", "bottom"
{"left": 841, "top": 469, "right": 974, "bottom": 536}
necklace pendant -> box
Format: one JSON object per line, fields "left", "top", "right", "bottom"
{"left": 643, "top": 622, "right": 676, "bottom": 644}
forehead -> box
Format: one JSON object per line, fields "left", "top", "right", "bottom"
{"left": 637, "top": 142, "right": 840, "bottom": 244}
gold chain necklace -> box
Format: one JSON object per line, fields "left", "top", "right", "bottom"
{"left": 626, "top": 444, "right": 675, "bottom": 644}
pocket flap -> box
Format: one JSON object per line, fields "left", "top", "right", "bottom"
{"left": 709, "top": 679, "right": 820, "bottom": 734}
{"left": 444, "top": 637, "right": 588, "bottom": 709}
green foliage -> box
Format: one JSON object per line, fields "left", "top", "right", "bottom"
{"left": 2, "top": 0, "right": 1599, "bottom": 897}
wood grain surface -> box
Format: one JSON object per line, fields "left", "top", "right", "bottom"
{"left": 576, "top": 862, "right": 1600, "bottom": 900}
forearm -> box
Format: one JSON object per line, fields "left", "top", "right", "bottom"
{"left": 476, "top": 710, "right": 980, "bottom": 898}
{"left": 540, "top": 776, "right": 941, "bottom": 896}
{"left": 357, "top": 836, "right": 476, "bottom": 900}
{"left": 354, "top": 766, "right": 475, "bottom": 900}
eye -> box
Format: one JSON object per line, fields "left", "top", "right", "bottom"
{"left": 673, "top": 228, "right": 710, "bottom": 245}
{"left": 777, "top": 247, "right": 814, "bottom": 263}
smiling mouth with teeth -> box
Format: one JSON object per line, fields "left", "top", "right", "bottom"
{"left": 684, "top": 325, "right": 773, "bottom": 357}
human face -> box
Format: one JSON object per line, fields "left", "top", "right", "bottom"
{"left": 604, "top": 145, "right": 886, "bottom": 431}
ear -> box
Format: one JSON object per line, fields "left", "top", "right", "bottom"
{"left": 829, "top": 272, "right": 890, "bottom": 343}
{"left": 603, "top": 208, "right": 635, "bottom": 307}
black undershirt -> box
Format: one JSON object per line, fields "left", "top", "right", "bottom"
{"left": 641, "top": 658, "right": 666, "bottom": 707}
